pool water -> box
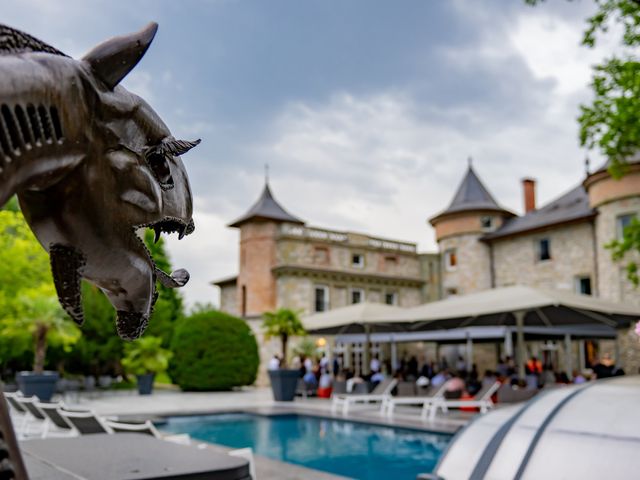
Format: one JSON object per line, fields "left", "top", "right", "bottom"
{"left": 159, "top": 413, "right": 451, "bottom": 479}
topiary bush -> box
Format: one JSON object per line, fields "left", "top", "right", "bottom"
{"left": 169, "top": 310, "right": 259, "bottom": 391}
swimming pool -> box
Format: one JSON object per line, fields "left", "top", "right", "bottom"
{"left": 158, "top": 413, "right": 451, "bottom": 479}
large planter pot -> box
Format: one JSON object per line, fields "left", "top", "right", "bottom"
{"left": 268, "top": 369, "right": 299, "bottom": 402}
{"left": 136, "top": 373, "right": 155, "bottom": 395}
{"left": 16, "top": 371, "right": 59, "bottom": 401}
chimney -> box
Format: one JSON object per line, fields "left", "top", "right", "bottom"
{"left": 522, "top": 178, "right": 536, "bottom": 213}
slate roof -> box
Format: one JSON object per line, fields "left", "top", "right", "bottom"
{"left": 483, "top": 184, "right": 596, "bottom": 241}
{"left": 430, "top": 166, "right": 512, "bottom": 222}
{"left": 228, "top": 183, "right": 305, "bottom": 228}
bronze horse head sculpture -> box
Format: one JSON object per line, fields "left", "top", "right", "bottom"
{"left": 0, "top": 23, "right": 198, "bottom": 340}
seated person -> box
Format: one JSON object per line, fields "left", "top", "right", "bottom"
{"left": 431, "top": 369, "right": 450, "bottom": 387}
{"left": 443, "top": 374, "right": 465, "bottom": 399}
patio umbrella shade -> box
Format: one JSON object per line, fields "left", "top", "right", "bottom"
{"left": 303, "top": 302, "right": 410, "bottom": 335}
{"left": 398, "top": 285, "right": 639, "bottom": 379}
{"left": 396, "top": 285, "right": 638, "bottom": 329}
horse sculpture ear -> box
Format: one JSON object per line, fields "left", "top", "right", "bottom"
{"left": 82, "top": 22, "right": 158, "bottom": 90}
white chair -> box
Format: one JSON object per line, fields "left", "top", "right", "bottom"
{"left": 58, "top": 408, "right": 113, "bottom": 434}
{"left": 229, "top": 447, "right": 257, "bottom": 480}
{"left": 14, "top": 395, "right": 49, "bottom": 438}
{"left": 331, "top": 378, "right": 398, "bottom": 415}
{"left": 34, "top": 401, "right": 77, "bottom": 438}
{"left": 382, "top": 383, "right": 448, "bottom": 417}
{"left": 424, "top": 381, "right": 501, "bottom": 421}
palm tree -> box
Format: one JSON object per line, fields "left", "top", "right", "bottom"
{"left": 262, "top": 308, "right": 306, "bottom": 368}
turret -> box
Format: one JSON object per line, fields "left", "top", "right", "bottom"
{"left": 430, "top": 162, "right": 514, "bottom": 296}
{"left": 229, "top": 181, "right": 304, "bottom": 317}
{"left": 584, "top": 160, "right": 640, "bottom": 305}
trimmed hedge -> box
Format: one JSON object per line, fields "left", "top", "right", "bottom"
{"left": 169, "top": 310, "right": 259, "bottom": 391}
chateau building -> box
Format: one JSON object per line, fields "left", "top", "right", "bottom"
{"left": 430, "top": 161, "right": 640, "bottom": 372}
{"left": 216, "top": 160, "right": 640, "bottom": 376}
{"left": 215, "top": 182, "right": 440, "bottom": 319}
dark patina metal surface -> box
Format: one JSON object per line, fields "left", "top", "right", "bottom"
{"left": 0, "top": 23, "right": 200, "bottom": 479}
{"left": 0, "top": 23, "right": 198, "bottom": 339}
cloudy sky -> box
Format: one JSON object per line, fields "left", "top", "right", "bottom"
{"left": 3, "top": 0, "right": 618, "bottom": 307}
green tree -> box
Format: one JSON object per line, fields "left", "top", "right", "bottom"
{"left": 170, "top": 310, "right": 259, "bottom": 391}
{"left": 0, "top": 210, "right": 79, "bottom": 372}
{"left": 121, "top": 336, "right": 172, "bottom": 376}
{"left": 142, "top": 229, "right": 184, "bottom": 347}
{"left": 262, "top": 308, "right": 306, "bottom": 367}
{"left": 527, "top": 0, "right": 640, "bottom": 285}
{"left": 65, "top": 282, "right": 123, "bottom": 376}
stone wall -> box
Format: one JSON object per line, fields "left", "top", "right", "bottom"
{"left": 275, "top": 273, "right": 423, "bottom": 315}
{"left": 594, "top": 197, "right": 640, "bottom": 374}
{"left": 237, "top": 221, "right": 279, "bottom": 316}
{"left": 219, "top": 283, "right": 238, "bottom": 316}
{"left": 439, "top": 233, "right": 492, "bottom": 296}
{"left": 492, "top": 221, "right": 596, "bottom": 292}
{"left": 275, "top": 237, "right": 422, "bottom": 279}
{"left": 594, "top": 197, "right": 640, "bottom": 304}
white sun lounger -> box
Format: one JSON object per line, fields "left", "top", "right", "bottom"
{"left": 424, "top": 381, "right": 501, "bottom": 421}
{"left": 381, "top": 383, "right": 448, "bottom": 417}
{"left": 105, "top": 419, "right": 191, "bottom": 445}
{"left": 331, "top": 378, "right": 398, "bottom": 415}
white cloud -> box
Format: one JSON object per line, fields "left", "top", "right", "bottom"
{"left": 164, "top": 205, "right": 238, "bottom": 308}
{"left": 509, "top": 11, "right": 618, "bottom": 96}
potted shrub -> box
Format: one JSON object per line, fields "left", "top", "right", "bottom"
{"left": 121, "top": 336, "right": 172, "bottom": 395}
{"left": 11, "top": 287, "right": 80, "bottom": 401}
{"left": 262, "top": 308, "right": 306, "bottom": 401}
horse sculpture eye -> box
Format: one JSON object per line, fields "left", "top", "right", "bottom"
{"left": 147, "top": 151, "right": 173, "bottom": 187}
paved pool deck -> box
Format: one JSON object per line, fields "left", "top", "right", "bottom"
{"left": 55, "top": 386, "right": 473, "bottom": 480}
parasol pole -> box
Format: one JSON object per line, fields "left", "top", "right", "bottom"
{"left": 363, "top": 324, "right": 371, "bottom": 376}
{"left": 515, "top": 311, "right": 526, "bottom": 379}
{"left": 564, "top": 333, "right": 573, "bottom": 380}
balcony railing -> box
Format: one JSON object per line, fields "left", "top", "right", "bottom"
{"left": 279, "top": 224, "right": 417, "bottom": 253}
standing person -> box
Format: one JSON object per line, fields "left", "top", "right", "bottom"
{"left": 268, "top": 354, "right": 280, "bottom": 371}
{"left": 332, "top": 355, "right": 341, "bottom": 376}
{"left": 304, "top": 355, "right": 313, "bottom": 375}
{"left": 496, "top": 357, "right": 509, "bottom": 378}
{"left": 319, "top": 353, "right": 329, "bottom": 373}
{"left": 526, "top": 356, "right": 543, "bottom": 375}
{"left": 592, "top": 353, "right": 615, "bottom": 379}
{"left": 407, "top": 356, "right": 418, "bottom": 379}
{"left": 455, "top": 355, "right": 467, "bottom": 375}
{"left": 370, "top": 354, "right": 381, "bottom": 374}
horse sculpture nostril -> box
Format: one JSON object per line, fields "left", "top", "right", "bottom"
{"left": 116, "top": 311, "right": 150, "bottom": 341}
{"left": 185, "top": 218, "right": 195, "bottom": 235}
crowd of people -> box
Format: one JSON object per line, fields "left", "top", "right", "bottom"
{"left": 268, "top": 349, "right": 625, "bottom": 398}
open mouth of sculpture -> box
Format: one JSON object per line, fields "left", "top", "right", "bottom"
{"left": 136, "top": 216, "right": 195, "bottom": 289}
{"left": 148, "top": 217, "right": 196, "bottom": 243}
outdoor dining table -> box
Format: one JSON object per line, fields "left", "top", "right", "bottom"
{"left": 21, "top": 433, "right": 251, "bottom": 480}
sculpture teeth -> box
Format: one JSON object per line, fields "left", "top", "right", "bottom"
{"left": 154, "top": 226, "right": 162, "bottom": 243}
{"left": 178, "top": 225, "right": 186, "bottom": 240}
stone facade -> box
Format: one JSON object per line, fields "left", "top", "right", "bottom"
{"left": 216, "top": 202, "right": 437, "bottom": 385}
{"left": 440, "top": 233, "right": 493, "bottom": 297}
{"left": 492, "top": 222, "right": 596, "bottom": 293}
{"left": 593, "top": 196, "right": 640, "bottom": 304}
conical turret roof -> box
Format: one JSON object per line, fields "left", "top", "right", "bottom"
{"left": 430, "top": 164, "right": 512, "bottom": 223}
{"left": 229, "top": 182, "right": 304, "bottom": 228}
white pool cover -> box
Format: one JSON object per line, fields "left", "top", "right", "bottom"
{"left": 433, "top": 376, "right": 640, "bottom": 480}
